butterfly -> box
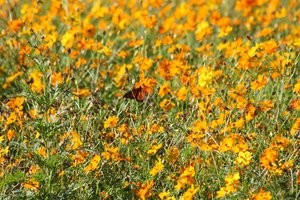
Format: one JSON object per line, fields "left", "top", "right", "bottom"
{"left": 123, "top": 86, "right": 147, "bottom": 102}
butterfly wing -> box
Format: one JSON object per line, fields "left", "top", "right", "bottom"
{"left": 123, "top": 86, "right": 146, "bottom": 102}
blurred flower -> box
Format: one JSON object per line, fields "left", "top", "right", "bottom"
{"left": 290, "top": 118, "right": 300, "bottom": 136}
{"left": 235, "top": 151, "right": 252, "bottom": 166}
{"left": 147, "top": 143, "right": 163, "bottom": 156}
{"left": 22, "top": 178, "right": 39, "bottom": 191}
{"left": 160, "top": 99, "right": 175, "bottom": 111}
{"left": 176, "top": 86, "right": 188, "bottom": 101}
{"left": 150, "top": 158, "right": 164, "bottom": 176}
{"left": 181, "top": 184, "right": 200, "bottom": 200}
{"left": 251, "top": 189, "right": 272, "bottom": 200}
{"left": 104, "top": 116, "right": 119, "bottom": 129}
{"left": 84, "top": 154, "right": 101, "bottom": 174}
{"left": 72, "top": 88, "right": 91, "bottom": 97}
{"left": 175, "top": 165, "right": 195, "bottom": 190}
{"left": 159, "top": 190, "right": 175, "bottom": 200}
{"left": 29, "top": 71, "right": 44, "bottom": 94}
{"left": 7, "top": 129, "right": 15, "bottom": 141}
{"left": 158, "top": 82, "right": 171, "bottom": 98}
{"left": 217, "top": 172, "right": 240, "bottom": 198}
{"left": 136, "top": 180, "right": 154, "bottom": 200}
{"left": 250, "top": 75, "right": 268, "bottom": 91}
{"left": 2, "top": 71, "right": 23, "bottom": 89}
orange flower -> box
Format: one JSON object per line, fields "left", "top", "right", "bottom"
{"left": 70, "top": 132, "right": 83, "bottom": 150}
{"left": 259, "top": 100, "right": 274, "bottom": 112}
{"left": 51, "top": 72, "right": 63, "bottom": 86}
{"left": 136, "top": 180, "right": 154, "bottom": 200}
{"left": 8, "top": 19, "right": 23, "bottom": 32}
{"left": 72, "top": 88, "right": 91, "bottom": 97}
{"left": 219, "top": 134, "right": 248, "bottom": 153}
{"left": 157, "top": 59, "right": 179, "bottom": 80}
{"left": 7, "top": 97, "right": 25, "bottom": 111}
{"left": 135, "top": 73, "right": 157, "bottom": 95}
{"left": 7, "top": 129, "right": 15, "bottom": 141}
{"left": 186, "top": 132, "right": 203, "bottom": 147}
{"left": 250, "top": 75, "right": 268, "bottom": 90}
{"left": 261, "top": 39, "right": 278, "bottom": 54}
{"left": 23, "top": 178, "right": 39, "bottom": 191}
{"left": 260, "top": 147, "right": 279, "bottom": 172}
{"left": 71, "top": 150, "right": 89, "bottom": 166}
{"left": 61, "top": 131, "right": 83, "bottom": 150}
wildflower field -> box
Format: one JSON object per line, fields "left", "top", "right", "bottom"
{"left": 0, "top": 0, "right": 300, "bottom": 199}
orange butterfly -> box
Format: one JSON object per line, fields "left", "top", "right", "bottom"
{"left": 123, "top": 86, "right": 147, "bottom": 102}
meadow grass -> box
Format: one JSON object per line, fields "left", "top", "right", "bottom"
{"left": 0, "top": 0, "right": 299, "bottom": 199}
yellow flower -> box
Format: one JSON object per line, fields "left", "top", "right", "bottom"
{"left": 293, "top": 79, "right": 300, "bottom": 94}
{"left": 235, "top": 151, "right": 252, "bottom": 166}
{"left": 28, "top": 71, "right": 44, "bottom": 94}
{"left": 72, "top": 88, "right": 91, "bottom": 97}
{"left": 70, "top": 132, "right": 83, "bottom": 150}
{"left": 159, "top": 191, "right": 175, "bottom": 200}
{"left": 218, "top": 26, "right": 232, "bottom": 38}
{"left": 176, "top": 86, "right": 188, "bottom": 101}
{"left": 251, "top": 189, "right": 272, "bottom": 200}
{"left": 181, "top": 184, "right": 200, "bottom": 200}
{"left": 5, "top": 112, "right": 18, "bottom": 125}
{"left": 2, "top": 71, "right": 23, "bottom": 89}
{"left": 104, "top": 116, "right": 119, "bottom": 129}
{"left": 36, "top": 146, "right": 47, "bottom": 158}
{"left": 147, "top": 143, "right": 163, "bottom": 156}
{"left": 84, "top": 154, "right": 101, "bottom": 174}
{"left": 175, "top": 165, "right": 195, "bottom": 190}
{"left": 195, "top": 21, "right": 212, "bottom": 42}
{"left": 198, "top": 67, "right": 213, "bottom": 88}
{"left": 217, "top": 172, "right": 240, "bottom": 198}
{"left": 61, "top": 131, "right": 83, "bottom": 150}
{"left": 290, "top": 118, "right": 300, "bottom": 135}
{"left": 150, "top": 158, "right": 164, "bottom": 176}
{"left": 61, "top": 31, "right": 75, "bottom": 49}
{"left": 101, "top": 145, "right": 121, "bottom": 161}
{"left": 160, "top": 99, "right": 175, "bottom": 112}
{"left": 158, "top": 82, "right": 171, "bottom": 98}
